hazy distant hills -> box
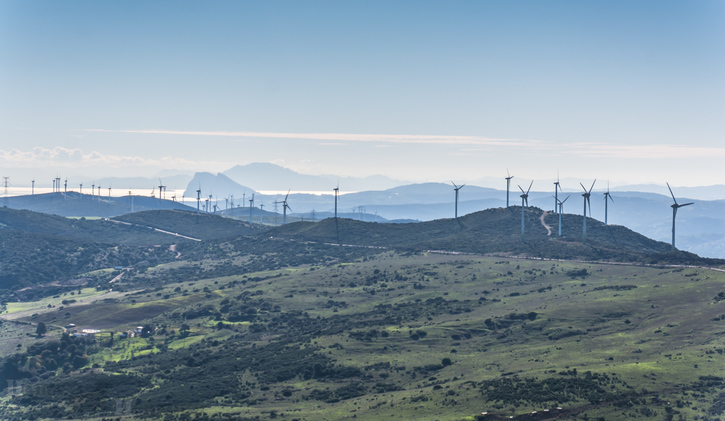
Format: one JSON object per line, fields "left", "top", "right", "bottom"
{"left": 3, "top": 162, "right": 725, "bottom": 258}
{"left": 182, "top": 172, "right": 256, "bottom": 203}
{"left": 1, "top": 192, "right": 194, "bottom": 218}
{"left": 222, "top": 162, "right": 405, "bottom": 191}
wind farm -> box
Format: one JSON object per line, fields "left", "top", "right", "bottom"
{"left": 0, "top": 166, "right": 708, "bottom": 255}
{"left": 3, "top": 2, "right": 722, "bottom": 420}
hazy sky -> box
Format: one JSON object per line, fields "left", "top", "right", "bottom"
{"left": 1, "top": 1, "right": 723, "bottom": 187}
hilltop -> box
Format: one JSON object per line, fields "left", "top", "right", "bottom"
{"left": 2, "top": 192, "right": 193, "bottom": 218}
{"left": 268, "top": 206, "right": 720, "bottom": 266}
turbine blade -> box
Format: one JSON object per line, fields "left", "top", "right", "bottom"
{"left": 518, "top": 185, "right": 525, "bottom": 194}
{"left": 589, "top": 179, "right": 596, "bottom": 193}
{"left": 680, "top": 202, "right": 694, "bottom": 207}
{"left": 562, "top": 195, "right": 570, "bottom": 203}
{"left": 526, "top": 180, "right": 533, "bottom": 194}
{"left": 580, "top": 182, "right": 587, "bottom": 192}
{"left": 666, "top": 182, "right": 678, "bottom": 204}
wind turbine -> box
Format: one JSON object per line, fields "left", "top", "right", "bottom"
{"left": 31, "top": 179, "right": 35, "bottom": 195}
{"left": 158, "top": 179, "right": 166, "bottom": 200}
{"left": 553, "top": 172, "right": 561, "bottom": 214}
{"left": 64, "top": 179, "right": 68, "bottom": 200}
{"left": 249, "top": 194, "right": 255, "bottom": 227}
{"left": 108, "top": 186, "right": 111, "bottom": 204}
{"left": 603, "top": 181, "right": 614, "bottom": 226}
{"left": 556, "top": 195, "right": 570, "bottom": 237}
{"left": 195, "top": 185, "right": 201, "bottom": 217}
{"left": 282, "top": 190, "right": 291, "bottom": 224}
{"left": 667, "top": 182, "right": 693, "bottom": 251}
{"left": 518, "top": 181, "right": 533, "bottom": 242}
{"left": 452, "top": 182, "right": 465, "bottom": 219}
{"left": 580, "top": 179, "right": 596, "bottom": 243}
{"left": 333, "top": 184, "right": 340, "bottom": 219}
{"left": 334, "top": 184, "right": 341, "bottom": 243}
{"left": 505, "top": 169, "right": 514, "bottom": 208}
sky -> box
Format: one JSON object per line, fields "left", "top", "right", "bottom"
{"left": 1, "top": 1, "right": 724, "bottom": 189}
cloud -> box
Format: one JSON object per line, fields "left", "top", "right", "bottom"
{"left": 85, "top": 128, "right": 725, "bottom": 160}
{"left": 87, "top": 129, "right": 544, "bottom": 147}
{"left": 562, "top": 143, "right": 725, "bottom": 159}
{"left": 0, "top": 146, "right": 229, "bottom": 169}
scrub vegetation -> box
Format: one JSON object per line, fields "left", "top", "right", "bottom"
{"left": 0, "top": 208, "right": 724, "bottom": 420}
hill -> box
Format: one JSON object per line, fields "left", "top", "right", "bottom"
{"left": 1, "top": 192, "right": 194, "bottom": 218}
{"left": 2, "top": 247, "right": 725, "bottom": 420}
{"left": 182, "top": 172, "right": 256, "bottom": 202}
{"left": 223, "top": 162, "right": 404, "bottom": 191}
{"left": 267, "top": 206, "right": 721, "bottom": 266}
{"left": 113, "top": 209, "right": 254, "bottom": 241}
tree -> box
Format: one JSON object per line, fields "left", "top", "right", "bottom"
{"left": 36, "top": 322, "right": 47, "bottom": 337}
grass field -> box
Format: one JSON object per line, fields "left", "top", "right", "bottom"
{"left": 4, "top": 251, "right": 725, "bottom": 420}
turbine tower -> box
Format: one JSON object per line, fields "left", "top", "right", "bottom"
{"left": 31, "top": 179, "right": 35, "bottom": 195}
{"left": 603, "top": 181, "right": 614, "bottom": 226}
{"left": 334, "top": 184, "right": 340, "bottom": 243}
{"left": 580, "top": 179, "right": 596, "bottom": 243}
{"left": 518, "top": 181, "right": 533, "bottom": 242}
{"left": 667, "top": 182, "right": 693, "bottom": 251}
{"left": 249, "top": 194, "right": 255, "bottom": 228}
{"left": 195, "top": 186, "right": 201, "bottom": 217}
{"left": 556, "top": 195, "right": 570, "bottom": 237}
{"left": 452, "top": 182, "right": 465, "bottom": 219}
{"left": 553, "top": 172, "right": 561, "bottom": 214}
{"left": 333, "top": 184, "right": 340, "bottom": 219}
{"left": 505, "top": 169, "right": 514, "bottom": 208}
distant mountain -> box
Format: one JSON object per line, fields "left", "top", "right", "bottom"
{"left": 94, "top": 174, "right": 194, "bottom": 191}
{"left": 612, "top": 184, "right": 725, "bottom": 201}
{"left": 222, "top": 162, "right": 406, "bottom": 191}
{"left": 182, "top": 172, "right": 256, "bottom": 203}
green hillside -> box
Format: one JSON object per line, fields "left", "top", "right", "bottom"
{"left": 2, "top": 249, "right": 725, "bottom": 420}
{"left": 113, "top": 209, "right": 253, "bottom": 241}
{"left": 0, "top": 207, "right": 724, "bottom": 420}
{"left": 269, "top": 207, "right": 720, "bottom": 266}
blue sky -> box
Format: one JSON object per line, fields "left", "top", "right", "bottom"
{"left": 1, "top": 1, "right": 723, "bottom": 187}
